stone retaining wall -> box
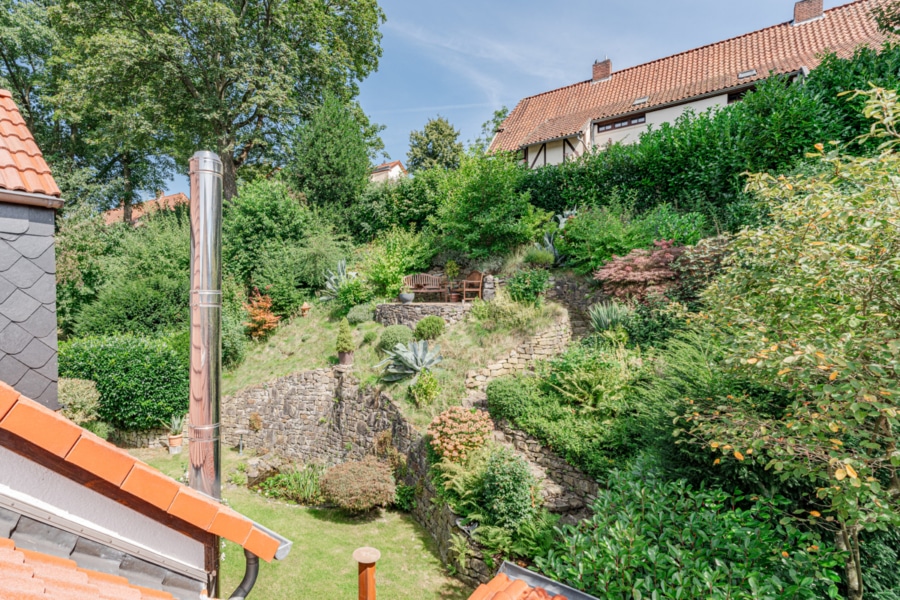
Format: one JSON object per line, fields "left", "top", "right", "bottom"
{"left": 465, "top": 311, "right": 570, "bottom": 392}
{"left": 545, "top": 273, "right": 603, "bottom": 339}
{"left": 109, "top": 428, "right": 169, "bottom": 449}
{"left": 375, "top": 303, "right": 473, "bottom": 329}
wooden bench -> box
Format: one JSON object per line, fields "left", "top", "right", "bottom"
{"left": 402, "top": 273, "right": 448, "bottom": 301}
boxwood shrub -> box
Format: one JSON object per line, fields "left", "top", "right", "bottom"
{"left": 414, "top": 315, "right": 445, "bottom": 340}
{"left": 378, "top": 324, "right": 414, "bottom": 352}
{"left": 59, "top": 336, "right": 189, "bottom": 431}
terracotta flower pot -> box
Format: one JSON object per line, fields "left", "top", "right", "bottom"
{"left": 338, "top": 351, "right": 354, "bottom": 365}
{"left": 168, "top": 434, "right": 183, "bottom": 455}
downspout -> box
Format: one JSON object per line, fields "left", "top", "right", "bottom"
{"left": 228, "top": 550, "right": 259, "bottom": 600}
{"left": 188, "top": 151, "right": 224, "bottom": 596}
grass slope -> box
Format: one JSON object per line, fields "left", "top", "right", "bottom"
{"left": 135, "top": 448, "right": 470, "bottom": 600}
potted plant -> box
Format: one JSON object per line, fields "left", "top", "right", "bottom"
{"left": 336, "top": 318, "right": 355, "bottom": 365}
{"left": 445, "top": 260, "right": 462, "bottom": 302}
{"left": 398, "top": 284, "right": 415, "bottom": 305}
{"left": 167, "top": 413, "right": 186, "bottom": 455}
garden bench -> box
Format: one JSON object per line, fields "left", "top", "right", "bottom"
{"left": 402, "top": 273, "right": 448, "bottom": 301}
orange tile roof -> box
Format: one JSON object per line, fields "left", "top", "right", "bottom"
{"left": 491, "top": 0, "right": 889, "bottom": 152}
{"left": 0, "top": 381, "right": 282, "bottom": 562}
{"left": 0, "top": 90, "right": 60, "bottom": 198}
{"left": 371, "top": 160, "right": 407, "bottom": 174}
{"left": 0, "top": 537, "right": 176, "bottom": 600}
{"left": 468, "top": 573, "right": 567, "bottom": 600}
{"left": 103, "top": 193, "right": 190, "bottom": 225}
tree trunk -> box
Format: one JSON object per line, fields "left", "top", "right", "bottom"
{"left": 837, "top": 525, "right": 864, "bottom": 600}
{"left": 219, "top": 146, "right": 238, "bottom": 202}
{"left": 122, "top": 154, "right": 134, "bottom": 224}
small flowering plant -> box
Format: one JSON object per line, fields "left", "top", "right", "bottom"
{"left": 427, "top": 406, "right": 494, "bottom": 463}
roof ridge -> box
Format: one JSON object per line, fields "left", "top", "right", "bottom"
{"left": 513, "top": 0, "right": 877, "bottom": 105}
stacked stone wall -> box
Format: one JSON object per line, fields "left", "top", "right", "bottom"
{"left": 109, "top": 428, "right": 169, "bottom": 449}
{"left": 374, "top": 303, "right": 473, "bottom": 329}
{"left": 544, "top": 273, "right": 603, "bottom": 339}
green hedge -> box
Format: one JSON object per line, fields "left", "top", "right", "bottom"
{"left": 59, "top": 336, "right": 189, "bottom": 431}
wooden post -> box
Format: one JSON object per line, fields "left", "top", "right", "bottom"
{"left": 353, "top": 547, "right": 381, "bottom": 600}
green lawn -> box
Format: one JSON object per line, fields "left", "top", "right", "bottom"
{"left": 134, "top": 448, "right": 471, "bottom": 600}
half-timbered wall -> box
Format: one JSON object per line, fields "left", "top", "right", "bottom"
{"left": 523, "top": 136, "right": 583, "bottom": 168}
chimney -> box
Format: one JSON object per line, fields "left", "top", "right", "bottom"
{"left": 592, "top": 58, "right": 611, "bottom": 82}
{"left": 187, "top": 150, "right": 223, "bottom": 501}
{"left": 794, "top": 0, "right": 823, "bottom": 24}
{"left": 354, "top": 547, "right": 381, "bottom": 600}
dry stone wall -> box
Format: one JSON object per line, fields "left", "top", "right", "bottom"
{"left": 109, "top": 428, "right": 169, "bottom": 449}
{"left": 375, "top": 303, "right": 473, "bottom": 329}
{"left": 545, "top": 273, "right": 604, "bottom": 338}
{"left": 465, "top": 311, "right": 570, "bottom": 392}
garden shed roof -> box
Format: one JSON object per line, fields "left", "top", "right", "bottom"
{"left": 0, "top": 380, "right": 284, "bottom": 563}
{"left": 491, "top": 0, "right": 889, "bottom": 152}
{"left": 0, "top": 537, "right": 178, "bottom": 600}
{"left": 0, "top": 89, "right": 60, "bottom": 200}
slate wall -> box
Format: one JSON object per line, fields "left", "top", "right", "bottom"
{"left": 0, "top": 202, "right": 58, "bottom": 408}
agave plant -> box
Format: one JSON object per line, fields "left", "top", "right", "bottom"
{"left": 554, "top": 208, "right": 578, "bottom": 229}
{"left": 321, "top": 259, "right": 355, "bottom": 301}
{"left": 589, "top": 301, "right": 634, "bottom": 332}
{"left": 377, "top": 340, "right": 442, "bottom": 383}
{"left": 535, "top": 232, "right": 564, "bottom": 267}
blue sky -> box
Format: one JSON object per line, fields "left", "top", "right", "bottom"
{"left": 167, "top": 0, "right": 849, "bottom": 193}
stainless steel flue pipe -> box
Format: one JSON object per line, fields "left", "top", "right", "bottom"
{"left": 188, "top": 151, "right": 223, "bottom": 501}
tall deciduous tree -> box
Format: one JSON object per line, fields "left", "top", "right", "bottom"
{"left": 288, "top": 92, "right": 372, "bottom": 212}
{"left": 52, "top": 0, "right": 385, "bottom": 200}
{"left": 407, "top": 115, "right": 463, "bottom": 172}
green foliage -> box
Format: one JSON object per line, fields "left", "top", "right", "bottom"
{"left": 486, "top": 376, "right": 541, "bottom": 422}
{"left": 257, "top": 465, "right": 324, "bottom": 505}
{"left": 377, "top": 340, "right": 442, "bottom": 383}
{"left": 534, "top": 468, "right": 844, "bottom": 600}
{"left": 58, "top": 378, "right": 101, "bottom": 426}
{"left": 522, "top": 247, "right": 555, "bottom": 268}
{"left": 407, "top": 369, "right": 439, "bottom": 407}
{"left": 378, "top": 325, "right": 414, "bottom": 352}
{"left": 82, "top": 420, "right": 112, "bottom": 440}
{"left": 360, "top": 226, "right": 432, "bottom": 297}
{"left": 480, "top": 448, "right": 538, "bottom": 532}
{"left": 362, "top": 330, "right": 378, "bottom": 346}
{"left": 860, "top": 527, "right": 900, "bottom": 600}
{"left": 346, "top": 169, "right": 443, "bottom": 242}
{"left": 407, "top": 115, "right": 463, "bottom": 172}
{"left": 688, "top": 90, "right": 900, "bottom": 596}
{"left": 622, "top": 296, "right": 688, "bottom": 348}
{"left": 252, "top": 233, "right": 347, "bottom": 317}
{"left": 320, "top": 456, "right": 396, "bottom": 514}
{"left": 333, "top": 278, "right": 375, "bottom": 317}
{"left": 59, "top": 335, "right": 189, "bottom": 431}
{"left": 289, "top": 92, "right": 371, "bottom": 213}
{"left": 505, "top": 269, "right": 550, "bottom": 306}
{"left": 414, "top": 316, "right": 445, "bottom": 341}
{"left": 468, "top": 290, "right": 559, "bottom": 336}
{"left": 588, "top": 301, "right": 634, "bottom": 333}
{"left": 336, "top": 318, "right": 354, "bottom": 354}
{"left": 431, "top": 152, "right": 547, "bottom": 259}
{"left": 346, "top": 303, "right": 375, "bottom": 325}
{"left": 539, "top": 343, "right": 643, "bottom": 413}
{"left": 394, "top": 485, "right": 417, "bottom": 512}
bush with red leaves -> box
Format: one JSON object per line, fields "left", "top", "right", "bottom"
{"left": 593, "top": 240, "right": 685, "bottom": 302}
{"left": 320, "top": 456, "right": 396, "bottom": 513}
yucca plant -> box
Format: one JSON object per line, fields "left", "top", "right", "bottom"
{"left": 589, "top": 301, "right": 633, "bottom": 332}
{"left": 321, "top": 259, "right": 355, "bottom": 301}
{"left": 377, "top": 340, "right": 442, "bottom": 383}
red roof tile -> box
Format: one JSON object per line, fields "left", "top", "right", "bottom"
{"left": 0, "top": 538, "right": 174, "bottom": 600}
{"left": 0, "top": 380, "right": 283, "bottom": 562}
{"left": 371, "top": 160, "right": 407, "bottom": 174}
{"left": 468, "top": 573, "right": 568, "bottom": 600}
{"left": 0, "top": 90, "right": 60, "bottom": 197}
{"left": 102, "top": 193, "right": 189, "bottom": 226}
{"left": 491, "top": 0, "right": 889, "bottom": 151}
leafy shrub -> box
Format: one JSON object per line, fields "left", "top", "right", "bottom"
{"left": 378, "top": 340, "right": 442, "bottom": 383}
{"left": 468, "top": 289, "right": 559, "bottom": 336}
{"left": 333, "top": 278, "right": 374, "bottom": 316}
{"left": 428, "top": 407, "right": 494, "bottom": 463}
{"left": 505, "top": 269, "right": 550, "bottom": 306}
{"left": 75, "top": 274, "right": 189, "bottom": 338}
{"left": 414, "top": 316, "right": 445, "bottom": 340}
{"left": 588, "top": 301, "right": 633, "bottom": 332}
{"left": 362, "top": 330, "right": 378, "bottom": 345}
{"left": 539, "top": 343, "right": 643, "bottom": 413}
{"left": 257, "top": 464, "right": 324, "bottom": 505}
{"left": 431, "top": 152, "right": 548, "bottom": 259}
{"left": 346, "top": 303, "right": 375, "bottom": 325}
{"left": 523, "top": 247, "right": 555, "bottom": 268}
{"left": 534, "top": 468, "right": 843, "bottom": 600}
{"left": 320, "top": 456, "right": 396, "bottom": 513}
{"left": 59, "top": 335, "right": 189, "bottom": 431}
{"left": 860, "top": 526, "right": 900, "bottom": 600}
{"left": 378, "top": 325, "right": 414, "bottom": 352}
{"left": 58, "top": 378, "right": 101, "bottom": 426}
{"left": 407, "top": 369, "right": 439, "bottom": 407}
{"left": 480, "top": 448, "right": 538, "bottom": 532}
{"left": 345, "top": 168, "right": 443, "bottom": 242}
{"left": 486, "top": 376, "right": 541, "bottom": 422}
{"left": 394, "top": 485, "right": 417, "bottom": 512}
{"left": 359, "top": 226, "right": 432, "bottom": 297}
{"left": 622, "top": 296, "right": 687, "bottom": 348}
{"left": 336, "top": 318, "right": 354, "bottom": 353}
{"left": 555, "top": 198, "right": 644, "bottom": 275}
{"left": 594, "top": 240, "right": 685, "bottom": 301}
{"left": 243, "top": 289, "right": 281, "bottom": 340}
{"left": 634, "top": 204, "right": 707, "bottom": 246}
{"left": 83, "top": 420, "right": 112, "bottom": 440}
{"left": 221, "top": 305, "right": 248, "bottom": 368}
{"left": 673, "top": 235, "right": 731, "bottom": 308}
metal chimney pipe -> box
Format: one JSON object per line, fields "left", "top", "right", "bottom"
{"left": 188, "top": 151, "right": 223, "bottom": 502}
